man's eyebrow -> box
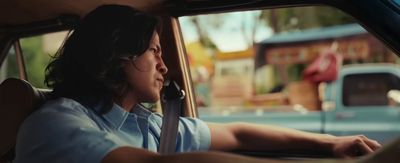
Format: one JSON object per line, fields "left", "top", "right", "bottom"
{"left": 151, "top": 43, "right": 162, "bottom": 56}
{"left": 155, "top": 44, "right": 161, "bottom": 52}
{"left": 150, "top": 42, "right": 160, "bottom": 48}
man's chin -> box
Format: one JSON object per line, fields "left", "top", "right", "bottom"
{"left": 143, "top": 95, "right": 160, "bottom": 103}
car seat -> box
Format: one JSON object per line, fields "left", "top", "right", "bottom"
{"left": 0, "top": 78, "right": 51, "bottom": 162}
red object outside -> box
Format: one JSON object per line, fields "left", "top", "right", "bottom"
{"left": 303, "top": 49, "right": 343, "bottom": 83}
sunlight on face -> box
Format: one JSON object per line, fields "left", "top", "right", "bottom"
{"left": 123, "top": 32, "right": 167, "bottom": 103}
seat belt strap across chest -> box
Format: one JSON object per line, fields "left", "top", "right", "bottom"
{"left": 159, "top": 80, "right": 185, "bottom": 155}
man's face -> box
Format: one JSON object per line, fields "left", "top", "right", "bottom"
{"left": 123, "top": 32, "right": 168, "bottom": 103}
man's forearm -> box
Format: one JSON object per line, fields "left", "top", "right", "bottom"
{"left": 207, "top": 122, "right": 380, "bottom": 158}
{"left": 229, "top": 122, "right": 335, "bottom": 153}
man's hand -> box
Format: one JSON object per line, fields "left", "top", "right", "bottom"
{"left": 331, "top": 135, "right": 382, "bottom": 158}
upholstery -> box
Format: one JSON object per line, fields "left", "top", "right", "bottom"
{"left": 0, "top": 78, "right": 51, "bottom": 161}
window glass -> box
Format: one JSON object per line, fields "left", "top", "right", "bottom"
{"left": 19, "top": 31, "right": 69, "bottom": 88}
{"left": 178, "top": 5, "right": 400, "bottom": 144}
{"left": 1, "top": 31, "right": 68, "bottom": 87}
{"left": 343, "top": 73, "right": 400, "bottom": 106}
{"left": 179, "top": 6, "right": 398, "bottom": 114}
{"left": 0, "top": 47, "right": 19, "bottom": 83}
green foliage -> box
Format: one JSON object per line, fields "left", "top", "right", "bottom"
{"left": 260, "top": 6, "right": 356, "bottom": 33}
{"left": 20, "top": 36, "right": 50, "bottom": 88}
{"left": 4, "top": 49, "right": 19, "bottom": 79}
{"left": 189, "top": 17, "right": 218, "bottom": 50}
{"left": 287, "top": 64, "right": 306, "bottom": 82}
{"left": 189, "top": 5, "right": 356, "bottom": 50}
{"left": 1, "top": 36, "right": 50, "bottom": 88}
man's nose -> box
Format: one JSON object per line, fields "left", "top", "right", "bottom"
{"left": 157, "top": 59, "right": 168, "bottom": 75}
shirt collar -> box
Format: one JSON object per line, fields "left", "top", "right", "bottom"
{"left": 132, "top": 104, "right": 152, "bottom": 118}
{"left": 100, "top": 103, "right": 153, "bottom": 129}
{"left": 101, "top": 103, "right": 130, "bottom": 129}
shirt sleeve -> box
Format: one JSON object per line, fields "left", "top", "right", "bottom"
{"left": 15, "top": 104, "right": 129, "bottom": 163}
{"left": 176, "top": 117, "right": 211, "bottom": 152}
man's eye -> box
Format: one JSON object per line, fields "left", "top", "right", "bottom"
{"left": 149, "top": 48, "right": 157, "bottom": 53}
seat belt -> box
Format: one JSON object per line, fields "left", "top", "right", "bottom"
{"left": 159, "top": 80, "right": 185, "bottom": 155}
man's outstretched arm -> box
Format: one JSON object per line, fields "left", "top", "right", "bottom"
{"left": 207, "top": 122, "right": 381, "bottom": 158}
{"left": 102, "top": 122, "right": 381, "bottom": 163}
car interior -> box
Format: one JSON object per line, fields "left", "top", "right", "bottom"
{"left": 1, "top": 0, "right": 400, "bottom": 162}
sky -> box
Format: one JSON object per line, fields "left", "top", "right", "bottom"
{"left": 178, "top": 10, "right": 273, "bottom": 52}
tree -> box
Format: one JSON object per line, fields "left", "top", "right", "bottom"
{"left": 20, "top": 36, "right": 50, "bottom": 88}
{"left": 186, "top": 6, "right": 356, "bottom": 52}
{"left": 188, "top": 16, "right": 218, "bottom": 50}
{"left": 259, "top": 6, "right": 356, "bottom": 34}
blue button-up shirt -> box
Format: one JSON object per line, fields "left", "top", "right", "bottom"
{"left": 15, "top": 98, "right": 210, "bottom": 163}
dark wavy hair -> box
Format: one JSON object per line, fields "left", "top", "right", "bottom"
{"left": 45, "top": 4, "right": 160, "bottom": 113}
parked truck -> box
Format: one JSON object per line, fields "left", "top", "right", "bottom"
{"left": 200, "top": 63, "right": 400, "bottom": 144}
